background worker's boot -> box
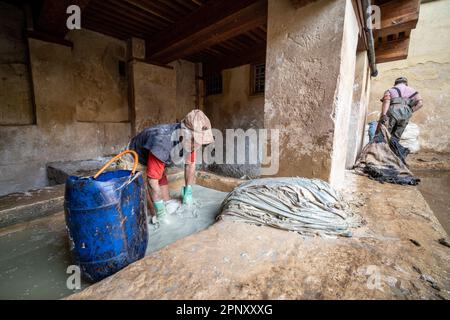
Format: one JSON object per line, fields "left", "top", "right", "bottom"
{"left": 154, "top": 200, "right": 166, "bottom": 218}
{"left": 181, "top": 185, "right": 193, "bottom": 205}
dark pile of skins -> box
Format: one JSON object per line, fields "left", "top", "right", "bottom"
{"left": 355, "top": 124, "right": 420, "bottom": 186}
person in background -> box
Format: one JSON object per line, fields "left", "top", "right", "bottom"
{"left": 379, "top": 76, "right": 423, "bottom": 140}
{"left": 121, "top": 109, "right": 214, "bottom": 222}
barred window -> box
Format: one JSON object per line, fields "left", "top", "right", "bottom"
{"left": 251, "top": 63, "right": 265, "bottom": 95}
{"left": 205, "top": 73, "right": 223, "bottom": 96}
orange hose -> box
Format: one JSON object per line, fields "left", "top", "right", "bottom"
{"left": 93, "top": 150, "right": 139, "bottom": 180}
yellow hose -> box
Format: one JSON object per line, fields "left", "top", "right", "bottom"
{"left": 93, "top": 150, "right": 139, "bottom": 180}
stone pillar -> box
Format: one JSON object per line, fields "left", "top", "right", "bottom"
{"left": 129, "top": 37, "right": 146, "bottom": 60}
{"left": 345, "top": 51, "right": 370, "bottom": 169}
{"left": 264, "top": 0, "right": 359, "bottom": 187}
{"left": 127, "top": 38, "right": 145, "bottom": 135}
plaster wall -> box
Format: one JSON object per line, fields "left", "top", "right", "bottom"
{"left": 172, "top": 59, "right": 198, "bottom": 120}
{"left": 328, "top": 0, "right": 359, "bottom": 186}
{"left": 0, "top": 26, "right": 131, "bottom": 195}
{"left": 204, "top": 64, "right": 265, "bottom": 178}
{"left": 67, "top": 30, "right": 129, "bottom": 123}
{"left": 131, "top": 59, "right": 198, "bottom": 133}
{"left": 0, "top": 11, "right": 198, "bottom": 196}
{"left": 132, "top": 61, "right": 176, "bottom": 132}
{"left": 368, "top": 0, "right": 450, "bottom": 152}
{"left": 264, "top": 0, "right": 359, "bottom": 185}
{"left": 205, "top": 64, "right": 264, "bottom": 131}
{"left": 0, "top": 2, "right": 34, "bottom": 125}
{"left": 345, "top": 51, "right": 370, "bottom": 169}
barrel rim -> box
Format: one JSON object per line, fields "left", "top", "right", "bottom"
{"left": 66, "top": 170, "right": 142, "bottom": 188}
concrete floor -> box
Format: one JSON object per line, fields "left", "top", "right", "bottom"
{"left": 68, "top": 172, "right": 450, "bottom": 300}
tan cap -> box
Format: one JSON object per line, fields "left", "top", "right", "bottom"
{"left": 181, "top": 109, "right": 214, "bottom": 145}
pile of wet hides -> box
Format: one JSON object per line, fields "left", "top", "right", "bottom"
{"left": 218, "top": 177, "right": 363, "bottom": 237}
{"left": 354, "top": 124, "right": 420, "bottom": 185}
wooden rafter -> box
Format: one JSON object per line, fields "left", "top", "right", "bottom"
{"left": 374, "top": 0, "right": 420, "bottom": 38}
{"left": 373, "top": 0, "right": 420, "bottom": 64}
{"left": 203, "top": 43, "right": 266, "bottom": 75}
{"left": 146, "top": 0, "right": 267, "bottom": 63}
{"left": 376, "top": 37, "right": 410, "bottom": 63}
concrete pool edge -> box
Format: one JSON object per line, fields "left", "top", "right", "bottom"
{"left": 0, "top": 185, "right": 65, "bottom": 229}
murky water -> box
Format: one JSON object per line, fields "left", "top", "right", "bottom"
{"left": 147, "top": 187, "right": 227, "bottom": 254}
{"left": 0, "top": 185, "right": 227, "bottom": 300}
{"left": 0, "top": 215, "right": 90, "bottom": 299}
{"left": 414, "top": 169, "right": 450, "bottom": 236}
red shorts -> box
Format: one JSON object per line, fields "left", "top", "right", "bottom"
{"left": 146, "top": 151, "right": 196, "bottom": 186}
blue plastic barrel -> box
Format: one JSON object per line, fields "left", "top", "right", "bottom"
{"left": 64, "top": 169, "right": 148, "bottom": 282}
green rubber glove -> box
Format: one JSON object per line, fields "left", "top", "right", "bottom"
{"left": 154, "top": 200, "right": 166, "bottom": 218}
{"left": 181, "top": 185, "right": 193, "bottom": 205}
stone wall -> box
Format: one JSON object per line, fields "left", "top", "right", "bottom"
{"left": 132, "top": 61, "right": 177, "bottom": 132}
{"left": 264, "top": 0, "right": 359, "bottom": 187}
{"left": 68, "top": 30, "right": 129, "bottom": 123}
{"left": 205, "top": 64, "right": 264, "bottom": 131}
{"left": 0, "top": 2, "right": 34, "bottom": 125}
{"left": 0, "top": 29, "right": 131, "bottom": 196}
{"left": 204, "top": 64, "right": 265, "bottom": 178}
{"left": 131, "top": 58, "right": 198, "bottom": 133}
{"left": 0, "top": 9, "right": 198, "bottom": 196}
{"left": 172, "top": 59, "right": 198, "bottom": 120}
{"left": 345, "top": 51, "right": 371, "bottom": 169}
{"left": 368, "top": 0, "right": 450, "bottom": 153}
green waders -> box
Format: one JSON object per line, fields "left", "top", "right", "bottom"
{"left": 386, "top": 87, "right": 418, "bottom": 140}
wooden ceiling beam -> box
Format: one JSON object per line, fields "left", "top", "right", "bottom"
{"left": 89, "top": 0, "right": 167, "bottom": 31}
{"left": 149, "top": 0, "right": 267, "bottom": 63}
{"left": 214, "top": 41, "right": 239, "bottom": 53}
{"left": 232, "top": 37, "right": 253, "bottom": 50}
{"left": 173, "top": 0, "right": 198, "bottom": 12}
{"left": 83, "top": 10, "right": 148, "bottom": 36}
{"left": 374, "top": 20, "right": 417, "bottom": 39}
{"left": 203, "top": 48, "right": 224, "bottom": 57}
{"left": 83, "top": 15, "right": 139, "bottom": 39}
{"left": 153, "top": 0, "right": 191, "bottom": 17}
{"left": 103, "top": 0, "right": 170, "bottom": 28}
{"left": 85, "top": 5, "right": 158, "bottom": 36}
{"left": 191, "top": 0, "right": 203, "bottom": 7}
{"left": 373, "top": 0, "right": 419, "bottom": 63}
{"left": 245, "top": 31, "right": 263, "bottom": 44}
{"left": 203, "top": 43, "right": 266, "bottom": 75}
{"left": 223, "top": 39, "right": 244, "bottom": 51}
{"left": 122, "top": 0, "right": 179, "bottom": 23}
{"left": 253, "top": 27, "right": 267, "bottom": 40}
{"left": 376, "top": 0, "right": 420, "bottom": 35}
{"left": 146, "top": 0, "right": 265, "bottom": 60}
{"left": 36, "top": 0, "right": 91, "bottom": 37}
{"left": 82, "top": 19, "right": 130, "bottom": 40}
{"left": 376, "top": 38, "right": 410, "bottom": 63}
